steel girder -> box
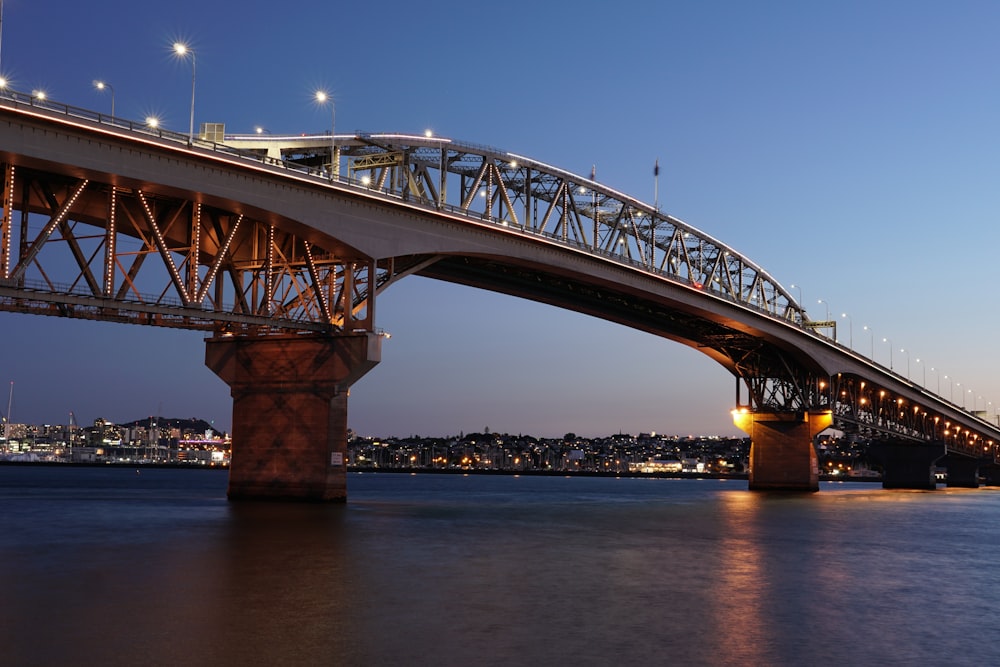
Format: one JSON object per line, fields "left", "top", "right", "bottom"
{"left": 0, "top": 164, "right": 382, "bottom": 334}
{"left": 829, "top": 374, "right": 998, "bottom": 458}
{"left": 331, "top": 134, "right": 807, "bottom": 325}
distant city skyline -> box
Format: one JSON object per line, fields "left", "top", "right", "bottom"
{"left": 1, "top": 1, "right": 999, "bottom": 439}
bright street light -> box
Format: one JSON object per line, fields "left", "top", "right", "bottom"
{"left": 314, "top": 89, "right": 336, "bottom": 179}
{"left": 863, "top": 325, "right": 875, "bottom": 359}
{"left": 173, "top": 42, "right": 196, "bottom": 144}
{"left": 93, "top": 80, "right": 115, "bottom": 117}
{"left": 840, "top": 312, "right": 852, "bottom": 349}
{"left": 882, "top": 337, "right": 893, "bottom": 370}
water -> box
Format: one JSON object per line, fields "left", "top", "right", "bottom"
{"left": 1, "top": 466, "right": 998, "bottom": 666}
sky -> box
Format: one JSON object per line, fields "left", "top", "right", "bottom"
{"left": 1, "top": 0, "right": 999, "bottom": 439}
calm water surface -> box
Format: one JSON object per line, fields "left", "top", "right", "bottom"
{"left": 1, "top": 466, "right": 998, "bottom": 666}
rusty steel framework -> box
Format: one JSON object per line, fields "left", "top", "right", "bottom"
{"left": 0, "top": 163, "right": 378, "bottom": 335}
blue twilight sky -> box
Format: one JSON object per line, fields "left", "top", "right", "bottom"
{"left": 0, "top": 0, "right": 998, "bottom": 438}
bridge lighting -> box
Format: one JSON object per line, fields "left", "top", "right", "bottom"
{"left": 172, "top": 42, "right": 196, "bottom": 145}
{"left": 145, "top": 115, "right": 160, "bottom": 128}
{"left": 92, "top": 80, "right": 115, "bottom": 116}
{"left": 360, "top": 175, "right": 371, "bottom": 187}
{"left": 31, "top": 89, "right": 46, "bottom": 101}
{"left": 0, "top": 77, "right": 6, "bottom": 89}
{"left": 314, "top": 89, "right": 336, "bottom": 179}
{"left": 424, "top": 129, "right": 433, "bottom": 138}
{"left": 863, "top": 325, "right": 875, "bottom": 359}
{"left": 817, "top": 298, "right": 829, "bottom": 321}
{"left": 882, "top": 337, "right": 893, "bottom": 370}
{"left": 840, "top": 313, "right": 853, "bottom": 348}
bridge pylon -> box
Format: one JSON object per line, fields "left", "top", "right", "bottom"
{"left": 206, "top": 332, "right": 380, "bottom": 501}
{"left": 733, "top": 410, "right": 832, "bottom": 491}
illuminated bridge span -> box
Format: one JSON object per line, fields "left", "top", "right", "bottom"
{"left": 0, "top": 89, "right": 996, "bottom": 499}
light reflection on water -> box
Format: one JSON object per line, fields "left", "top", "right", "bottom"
{"left": 1, "top": 468, "right": 998, "bottom": 666}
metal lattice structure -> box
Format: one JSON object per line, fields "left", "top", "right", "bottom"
{"left": 0, "top": 162, "right": 378, "bottom": 335}
{"left": 0, "top": 90, "right": 997, "bottom": 459}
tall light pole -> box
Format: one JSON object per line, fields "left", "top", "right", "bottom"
{"left": 790, "top": 283, "right": 803, "bottom": 306}
{"left": 900, "top": 348, "right": 910, "bottom": 379}
{"left": 93, "top": 80, "right": 115, "bottom": 117}
{"left": 173, "top": 42, "right": 195, "bottom": 144}
{"left": 945, "top": 375, "right": 953, "bottom": 403}
{"left": 863, "top": 325, "right": 875, "bottom": 359}
{"left": 882, "top": 337, "right": 893, "bottom": 370}
{"left": 817, "top": 298, "right": 829, "bottom": 320}
{"left": 915, "top": 358, "right": 927, "bottom": 387}
{"left": 315, "top": 90, "right": 336, "bottom": 179}
{"left": 840, "top": 312, "right": 852, "bottom": 349}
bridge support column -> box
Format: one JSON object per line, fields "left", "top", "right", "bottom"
{"left": 869, "top": 440, "right": 945, "bottom": 490}
{"left": 733, "top": 410, "right": 831, "bottom": 492}
{"left": 205, "top": 333, "right": 380, "bottom": 502}
{"left": 943, "top": 455, "right": 985, "bottom": 488}
{"left": 982, "top": 465, "right": 1000, "bottom": 487}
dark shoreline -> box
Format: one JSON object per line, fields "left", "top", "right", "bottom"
{"left": 0, "top": 460, "right": 885, "bottom": 483}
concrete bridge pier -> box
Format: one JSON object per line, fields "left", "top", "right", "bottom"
{"left": 868, "top": 440, "right": 945, "bottom": 490}
{"left": 733, "top": 410, "right": 832, "bottom": 491}
{"left": 942, "top": 455, "right": 987, "bottom": 488}
{"left": 982, "top": 465, "right": 1000, "bottom": 487}
{"left": 205, "top": 333, "right": 380, "bottom": 502}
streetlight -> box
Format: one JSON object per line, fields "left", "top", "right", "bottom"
{"left": 789, "top": 283, "right": 803, "bottom": 306}
{"left": 915, "top": 358, "right": 927, "bottom": 387}
{"left": 173, "top": 42, "right": 196, "bottom": 144}
{"left": 863, "top": 325, "right": 875, "bottom": 359}
{"left": 882, "top": 337, "right": 893, "bottom": 370}
{"left": 93, "top": 80, "right": 115, "bottom": 117}
{"left": 899, "top": 348, "right": 910, "bottom": 379}
{"left": 314, "top": 89, "right": 336, "bottom": 179}
{"left": 840, "top": 312, "right": 853, "bottom": 349}
{"left": 817, "top": 298, "right": 829, "bottom": 320}
{"left": 145, "top": 115, "right": 160, "bottom": 129}
{"left": 944, "top": 375, "right": 953, "bottom": 402}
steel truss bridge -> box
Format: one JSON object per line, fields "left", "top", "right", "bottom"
{"left": 0, "top": 89, "right": 996, "bottom": 464}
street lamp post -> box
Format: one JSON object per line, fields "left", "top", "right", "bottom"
{"left": 900, "top": 348, "right": 910, "bottom": 379}
{"left": 315, "top": 90, "right": 336, "bottom": 180}
{"left": 840, "top": 312, "right": 852, "bottom": 349}
{"left": 93, "top": 80, "right": 115, "bottom": 117}
{"left": 790, "top": 283, "right": 803, "bottom": 306}
{"left": 882, "top": 337, "right": 893, "bottom": 370}
{"left": 173, "top": 42, "right": 196, "bottom": 144}
{"left": 915, "top": 358, "right": 927, "bottom": 387}
{"left": 863, "top": 325, "right": 875, "bottom": 359}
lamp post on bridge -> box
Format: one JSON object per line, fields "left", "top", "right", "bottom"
{"left": 92, "top": 80, "right": 115, "bottom": 117}
{"left": 915, "top": 358, "right": 927, "bottom": 388}
{"left": 882, "top": 337, "right": 893, "bottom": 370}
{"left": 945, "top": 375, "right": 953, "bottom": 403}
{"left": 840, "top": 312, "right": 852, "bottom": 349}
{"left": 863, "top": 325, "right": 875, "bottom": 360}
{"left": 314, "top": 90, "right": 336, "bottom": 180}
{"left": 790, "top": 283, "right": 803, "bottom": 306}
{"left": 900, "top": 348, "right": 910, "bottom": 380}
{"left": 172, "top": 42, "right": 196, "bottom": 144}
